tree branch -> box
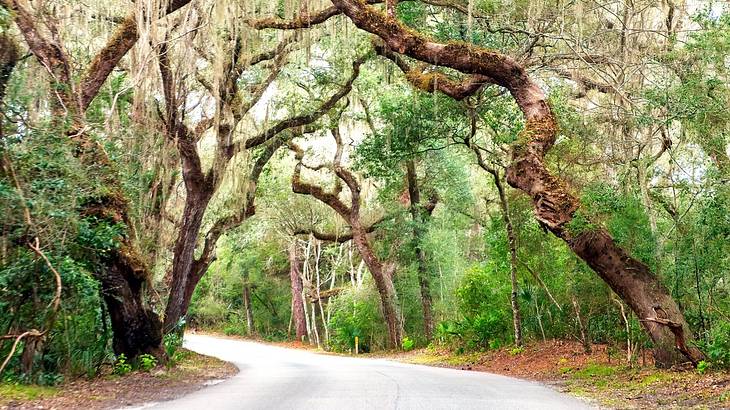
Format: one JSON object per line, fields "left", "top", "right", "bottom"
{"left": 242, "top": 54, "right": 367, "bottom": 150}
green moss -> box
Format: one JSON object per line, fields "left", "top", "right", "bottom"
{"left": 565, "top": 208, "right": 598, "bottom": 236}
{"left": 0, "top": 384, "right": 59, "bottom": 403}
{"left": 638, "top": 373, "right": 671, "bottom": 386}
{"left": 572, "top": 363, "right": 619, "bottom": 379}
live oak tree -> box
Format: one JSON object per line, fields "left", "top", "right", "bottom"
{"left": 251, "top": 0, "right": 705, "bottom": 366}
{"left": 2, "top": 0, "right": 726, "bottom": 379}
{"left": 0, "top": 0, "right": 196, "bottom": 358}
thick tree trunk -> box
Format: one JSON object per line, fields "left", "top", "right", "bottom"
{"left": 3, "top": 0, "right": 194, "bottom": 361}
{"left": 329, "top": 0, "right": 704, "bottom": 366}
{"left": 0, "top": 33, "right": 17, "bottom": 109}
{"left": 75, "top": 138, "right": 164, "bottom": 359}
{"left": 99, "top": 255, "right": 163, "bottom": 358}
{"left": 405, "top": 161, "right": 434, "bottom": 340}
{"left": 289, "top": 242, "right": 308, "bottom": 341}
{"left": 163, "top": 192, "right": 212, "bottom": 333}
{"left": 492, "top": 171, "right": 522, "bottom": 347}
{"left": 351, "top": 226, "right": 403, "bottom": 348}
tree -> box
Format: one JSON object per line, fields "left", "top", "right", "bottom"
{"left": 1, "top": 0, "right": 196, "bottom": 358}
{"left": 291, "top": 123, "right": 405, "bottom": 348}
{"left": 253, "top": 0, "right": 704, "bottom": 366}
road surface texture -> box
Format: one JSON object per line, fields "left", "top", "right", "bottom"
{"left": 147, "top": 334, "right": 593, "bottom": 410}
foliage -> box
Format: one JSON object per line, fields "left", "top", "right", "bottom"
{"left": 453, "top": 264, "right": 511, "bottom": 350}
{"left": 2, "top": 0, "right": 729, "bottom": 385}
{"left": 138, "top": 354, "right": 158, "bottom": 372}
{"left": 701, "top": 321, "right": 730, "bottom": 369}
{"left": 113, "top": 354, "right": 132, "bottom": 376}
{"left": 328, "top": 286, "right": 383, "bottom": 352}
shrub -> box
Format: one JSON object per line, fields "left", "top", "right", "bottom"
{"left": 113, "top": 354, "right": 132, "bottom": 376}
{"left": 138, "top": 354, "right": 157, "bottom": 372}
{"left": 402, "top": 337, "right": 415, "bottom": 351}
{"left": 454, "top": 265, "right": 511, "bottom": 350}
{"left": 704, "top": 321, "right": 730, "bottom": 369}
{"left": 328, "top": 286, "right": 383, "bottom": 352}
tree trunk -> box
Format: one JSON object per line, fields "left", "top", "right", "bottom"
{"left": 163, "top": 191, "right": 212, "bottom": 333}
{"left": 76, "top": 138, "right": 164, "bottom": 359}
{"left": 351, "top": 225, "right": 403, "bottom": 348}
{"left": 489, "top": 170, "right": 523, "bottom": 347}
{"left": 243, "top": 271, "right": 255, "bottom": 336}
{"left": 405, "top": 161, "right": 434, "bottom": 340}
{"left": 99, "top": 256, "right": 163, "bottom": 358}
{"left": 289, "top": 242, "right": 308, "bottom": 341}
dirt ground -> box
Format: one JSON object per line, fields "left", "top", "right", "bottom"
{"left": 396, "top": 340, "right": 730, "bottom": 409}
{"left": 0, "top": 349, "right": 237, "bottom": 410}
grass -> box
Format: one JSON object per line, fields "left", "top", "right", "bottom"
{"left": 0, "top": 383, "right": 59, "bottom": 404}
{"left": 571, "top": 363, "right": 620, "bottom": 379}
{"left": 406, "top": 350, "right": 482, "bottom": 367}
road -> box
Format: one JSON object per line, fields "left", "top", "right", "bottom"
{"left": 147, "top": 334, "right": 593, "bottom": 410}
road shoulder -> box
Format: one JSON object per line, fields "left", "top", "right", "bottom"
{"left": 0, "top": 349, "right": 237, "bottom": 410}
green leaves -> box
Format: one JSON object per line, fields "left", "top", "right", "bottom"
{"left": 77, "top": 218, "right": 125, "bottom": 255}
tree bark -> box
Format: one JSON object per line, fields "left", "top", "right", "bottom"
{"left": 243, "top": 270, "right": 255, "bottom": 336}
{"left": 351, "top": 224, "right": 403, "bottom": 348}
{"left": 1, "top": 0, "right": 193, "bottom": 359}
{"left": 289, "top": 242, "right": 308, "bottom": 341}
{"left": 492, "top": 170, "right": 523, "bottom": 347}
{"left": 329, "top": 0, "right": 704, "bottom": 367}
{"left": 405, "top": 160, "right": 434, "bottom": 340}
{"left": 163, "top": 190, "right": 213, "bottom": 332}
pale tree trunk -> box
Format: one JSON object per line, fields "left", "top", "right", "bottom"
{"left": 289, "top": 241, "right": 308, "bottom": 341}
{"left": 473, "top": 149, "right": 523, "bottom": 346}
{"left": 492, "top": 171, "right": 523, "bottom": 347}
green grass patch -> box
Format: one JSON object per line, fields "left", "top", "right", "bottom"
{"left": 443, "top": 352, "right": 481, "bottom": 366}
{"left": 638, "top": 372, "right": 671, "bottom": 387}
{"left": 406, "top": 352, "right": 447, "bottom": 365}
{"left": 0, "top": 383, "right": 59, "bottom": 403}
{"left": 572, "top": 363, "right": 619, "bottom": 379}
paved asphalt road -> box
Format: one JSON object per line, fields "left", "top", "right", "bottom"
{"left": 146, "top": 334, "right": 593, "bottom": 410}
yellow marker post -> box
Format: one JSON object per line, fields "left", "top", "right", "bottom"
{"left": 355, "top": 336, "right": 359, "bottom": 355}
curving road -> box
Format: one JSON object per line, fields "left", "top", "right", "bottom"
{"left": 147, "top": 334, "right": 593, "bottom": 410}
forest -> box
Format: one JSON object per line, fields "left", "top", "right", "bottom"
{"left": 0, "top": 0, "right": 728, "bottom": 395}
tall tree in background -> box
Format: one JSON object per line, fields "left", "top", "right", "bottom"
{"left": 405, "top": 160, "right": 437, "bottom": 340}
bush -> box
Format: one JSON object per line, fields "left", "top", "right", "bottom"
{"left": 223, "top": 323, "right": 246, "bottom": 336}
{"left": 703, "top": 321, "right": 730, "bottom": 369}
{"left": 402, "top": 337, "right": 415, "bottom": 351}
{"left": 454, "top": 264, "right": 511, "bottom": 350}
{"left": 328, "top": 286, "right": 383, "bottom": 352}
{"left": 138, "top": 354, "right": 157, "bottom": 372}
{"left": 113, "top": 354, "right": 132, "bottom": 376}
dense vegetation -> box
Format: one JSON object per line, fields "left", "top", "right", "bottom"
{"left": 1, "top": 0, "right": 728, "bottom": 386}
